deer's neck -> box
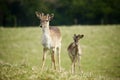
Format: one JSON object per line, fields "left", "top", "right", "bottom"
{"left": 42, "top": 22, "right": 50, "bottom": 33}
{"left": 42, "top": 27, "right": 50, "bottom": 34}
{"left": 42, "top": 24, "right": 52, "bottom": 49}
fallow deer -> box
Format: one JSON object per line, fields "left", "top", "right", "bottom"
{"left": 35, "top": 12, "right": 62, "bottom": 71}
{"left": 67, "top": 34, "right": 84, "bottom": 73}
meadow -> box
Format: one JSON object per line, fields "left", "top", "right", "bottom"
{"left": 0, "top": 25, "right": 120, "bottom": 80}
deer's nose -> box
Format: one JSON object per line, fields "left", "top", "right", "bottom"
{"left": 39, "top": 24, "right": 42, "bottom": 28}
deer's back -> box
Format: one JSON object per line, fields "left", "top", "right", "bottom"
{"left": 50, "top": 27, "right": 62, "bottom": 47}
{"left": 50, "top": 27, "right": 61, "bottom": 40}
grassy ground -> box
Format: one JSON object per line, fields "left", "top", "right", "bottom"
{"left": 0, "top": 25, "right": 120, "bottom": 80}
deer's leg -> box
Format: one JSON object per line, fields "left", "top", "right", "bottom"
{"left": 41, "top": 48, "right": 47, "bottom": 70}
{"left": 71, "top": 62, "right": 73, "bottom": 73}
{"left": 71, "top": 56, "right": 76, "bottom": 74}
{"left": 57, "top": 47, "right": 61, "bottom": 71}
{"left": 71, "top": 61, "right": 74, "bottom": 74}
{"left": 74, "top": 62, "right": 75, "bottom": 73}
{"left": 78, "top": 55, "right": 81, "bottom": 70}
{"left": 51, "top": 49, "right": 56, "bottom": 70}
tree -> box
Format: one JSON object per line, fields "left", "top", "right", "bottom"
{"left": 0, "top": 0, "right": 120, "bottom": 27}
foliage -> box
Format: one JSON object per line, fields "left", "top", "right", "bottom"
{"left": 0, "top": 0, "right": 120, "bottom": 26}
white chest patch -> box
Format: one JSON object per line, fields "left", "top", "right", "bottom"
{"left": 42, "top": 33, "right": 52, "bottom": 49}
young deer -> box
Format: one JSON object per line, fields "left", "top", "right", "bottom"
{"left": 35, "top": 12, "right": 62, "bottom": 71}
{"left": 67, "top": 34, "right": 84, "bottom": 73}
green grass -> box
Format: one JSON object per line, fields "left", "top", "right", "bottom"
{"left": 0, "top": 25, "right": 120, "bottom": 80}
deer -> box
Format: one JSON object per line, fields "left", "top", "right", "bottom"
{"left": 35, "top": 11, "right": 62, "bottom": 71}
{"left": 67, "top": 34, "right": 84, "bottom": 73}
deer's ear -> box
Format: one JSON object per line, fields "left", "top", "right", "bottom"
{"left": 74, "top": 34, "right": 76, "bottom": 37}
{"left": 80, "top": 34, "right": 84, "bottom": 38}
{"left": 35, "top": 11, "right": 41, "bottom": 19}
{"left": 73, "top": 34, "right": 76, "bottom": 40}
{"left": 49, "top": 13, "right": 54, "bottom": 20}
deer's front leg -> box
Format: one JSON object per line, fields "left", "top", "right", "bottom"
{"left": 78, "top": 55, "right": 81, "bottom": 70}
{"left": 51, "top": 49, "right": 56, "bottom": 70}
{"left": 57, "top": 47, "right": 61, "bottom": 71}
{"left": 71, "top": 62, "right": 74, "bottom": 74}
{"left": 71, "top": 59, "right": 76, "bottom": 74}
{"left": 41, "top": 48, "right": 47, "bottom": 70}
{"left": 74, "top": 62, "right": 76, "bottom": 73}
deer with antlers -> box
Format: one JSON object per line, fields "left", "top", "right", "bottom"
{"left": 67, "top": 34, "right": 84, "bottom": 73}
{"left": 35, "top": 12, "right": 62, "bottom": 71}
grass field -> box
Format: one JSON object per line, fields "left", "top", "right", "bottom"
{"left": 0, "top": 25, "right": 120, "bottom": 80}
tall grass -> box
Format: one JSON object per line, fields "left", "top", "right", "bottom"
{"left": 0, "top": 25, "right": 120, "bottom": 80}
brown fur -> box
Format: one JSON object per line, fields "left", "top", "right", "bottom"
{"left": 50, "top": 27, "right": 61, "bottom": 41}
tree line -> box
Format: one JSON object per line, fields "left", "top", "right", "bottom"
{"left": 0, "top": 0, "right": 120, "bottom": 27}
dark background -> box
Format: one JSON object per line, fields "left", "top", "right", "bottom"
{"left": 0, "top": 0, "right": 120, "bottom": 27}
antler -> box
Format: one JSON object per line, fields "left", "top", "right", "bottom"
{"left": 35, "top": 11, "right": 45, "bottom": 19}
{"left": 35, "top": 11, "right": 40, "bottom": 17}
{"left": 47, "top": 14, "right": 49, "bottom": 19}
{"left": 48, "top": 13, "right": 54, "bottom": 20}
{"left": 41, "top": 13, "right": 44, "bottom": 17}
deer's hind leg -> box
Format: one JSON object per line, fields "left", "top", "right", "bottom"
{"left": 57, "top": 46, "right": 61, "bottom": 71}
